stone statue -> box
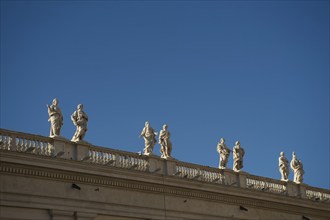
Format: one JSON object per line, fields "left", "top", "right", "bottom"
{"left": 140, "top": 121, "right": 157, "bottom": 156}
{"left": 71, "top": 104, "right": 88, "bottom": 142}
{"left": 290, "top": 152, "right": 304, "bottom": 184}
{"left": 278, "top": 152, "right": 289, "bottom": 181}
{"left": 233, "top": 141, "right": 245, "bottom": 172}
{"left": 217, "top": 138, "right": 230, "bottom": 169}
{"left": 158, "top": 124, "right": 172, "bottom": 159}
{"left": 47, "top": 98, "right": 63, "bottom": 137}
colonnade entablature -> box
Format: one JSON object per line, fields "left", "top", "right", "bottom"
{"left": 0, "top": 128, "right": 329, "bottom": 204}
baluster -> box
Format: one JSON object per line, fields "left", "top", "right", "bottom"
{"left": 0, "top": 135, "right": 4, "bottom": 150}
{"left": 126, "top": 156, "right": 131, "bottom": 168}
{"left": 24, "top": 138, "right": 29, "bottom": 152}
{"left": 103, "top": 152, "right": 109, "bottom": 164}
{"left": 0, "top": 135, "right": 3, "bottom": 150}
{"left": 97, "top": 151, "right": 102, "bottom": 164}
{"left": 139, "top": 159, "right": 143, "bottom": 171}
{"left": 44, "top": 141, "right": 49, "bottom": 155}
{"left": 127, "top": 156, "right": 131, "bottom": 168}
{"left": 138, "top": 158, "right": 142, "bottom": 170}
{"left": 40, "top": 141, "right": 44, "bottom": 155}
{"left": 97, "top": 151, "right": 101, "bottom": 163}
{"left": 36, "top": 140, "right": 42, "bottom": 155}
{"left": 17, "top": 138, "right": 21, "bottom": 151}
{"left": 119, "top": 155, "right": 124, "bottom": 167}
{"left": 94, "top": 151, "right": 99, "bottom": 163}
{"left": 17, "top": 138, "right": 23, "bottom": 151}
{"left": 107, "top": 153, "right": 111, "bottom": 164}
{"left": 33, "top": 139, "right": 37, "bottom": 153}
{"left": 100, "top": 152, "right": 104, "bottom": 164}
{"left": 131, "top": 157, "right": 136, "bottom": 169}
{"left": 110, "top": 153, "right": 115, "bottom": 166}
{"left": 144, "top": 159, "right": 148, "bottom": 171}
{"left": 123, "top": 155, "right": 127, "bottom": 167}
{"left": 2, "top": 135, "right": 7, "bottom": 150}
{"left": 130, "top": 157, "right": 134, "bottom": 168}
{"left": 139, "top": 158, "right": 142, "bottom": 170}
{"left": 1, "top": 135, "right": 7, "bottom": 150}
{"left": 143, "top": 159, "right": 147, "bottom": 171}
{"left": 120, "top": 155, "right": 125, "bottom": 168}
{"left": 91, "top": 150, "right": 96, "bottom": 163}
{"left": 137, "top": 158, "right": 141, "bottom": 171}
{"left": 103, "top": 152, "right": 108, "bottom": 164}
{"left": 21, "top": 138, "right": 26, "bottom": 151}
{"left": 23, "top": 138, "right": 28, "bottom": 151}
{"left": 40, "top": 140, "right": 45, "bottom": 155}
{"left": 118, "top": 155, "right": 123, "bottom": 167}
{"left": 101, "top": 152, "right": 105, "bottom": 164}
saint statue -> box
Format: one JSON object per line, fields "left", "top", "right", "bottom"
{"left": 290, "top": 152, "right": 304, "bottom": 184}
{"left": 47, "top": 98, "right": 63, "bottom": 137}
{"left": 140, "top": 121, "right": 157, "bottom": 156}
{"left": 278, "top": 152, "right": 289, "bottom": 181}
{"left": 233, "top": 141, "right": 245, "bottom": 172}
{"left": 158, "top": 124, "right": 172, "bottom": 159}
{"left": 217, "top": 138, "right": 230, "bottom": 169}
{"left": 71, "top": 104, "right": 88, "bottom": 142}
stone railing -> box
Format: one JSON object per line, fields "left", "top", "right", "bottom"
{"left": 0, "top": 128, "right": 329, "bottom": 203}
{"left": 175, "top": 161, "right": 235, "bottom": 185}
{"left": 87, "top": 146, "right": 148, "bottom": 172}
{"left": 0, "top": 129, "right": 52, "bottom": 156}
{"left": 306, "top": 187, "right": 330, "bottom": 202}
{"left": 246, "top": 175, "right": 287, "bottom": 194}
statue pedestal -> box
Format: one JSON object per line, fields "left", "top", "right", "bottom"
{"left": 51, "top": 137, "right": 90, "bottom": 161}
{"left": 147, "top": 156, "right": 177, "bottom": 176}
{"left": 286, "top": 181, "right": 307, "bottom": 198}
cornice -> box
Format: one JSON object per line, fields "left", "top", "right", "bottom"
{"left": 1, "top": 157, "right": 329, "bottom": 219}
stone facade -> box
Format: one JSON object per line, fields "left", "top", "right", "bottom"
{"left": 0, "top": 129, "right": 329, "bottom": 220}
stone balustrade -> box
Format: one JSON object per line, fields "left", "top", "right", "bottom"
{"left": 0, "top": 128, "right": 329, "bottom": 203}
{"left": 306, "top": 188, "right": 330, "bottom": 202}
{"left": 175, "top": 161, "right": 228, "bottom": 184}
{"left": 87, "top": 146, "right": 149, "bottom": 172}
{"left": 0, "top": 129, "right": 52, "bottom": 156}
{"left": 246, "top": 175, "right": 287, "bottom": 194}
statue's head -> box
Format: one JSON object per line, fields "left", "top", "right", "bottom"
{"left": 235, "top": 141, "right": 240, "bottom": 146}
{"left": 220, "top": 138, "right": 225, "bottom": 143}
{"left": 52, "top": 98, "right": 58, "bottom": 105}
{"left": 163, "top": 124, "right": 168, "bottom": 130}
{"left": 145, "top": 121, "right": 150, "bottom": 127}
{"left": 78, "top": 104, "right": 83, "bottom": 110}
{"left": 292, "top": 152, "right": 296, "bottom": 158}
{"left": 280, "top": 152, "right": 284, "bottom": 156}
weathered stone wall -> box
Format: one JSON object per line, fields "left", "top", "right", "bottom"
{"left": 0, "top": 129, "right": 329, "bottom": 220}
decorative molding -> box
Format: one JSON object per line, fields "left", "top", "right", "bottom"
{"left": 1, "top": 162, "right": 328, "bottom": 218}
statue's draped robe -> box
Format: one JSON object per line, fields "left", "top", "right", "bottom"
{"left": 71, "top": 110, "right": 88, "bottom": 142}
{"left": 233, "top": 146, "right": 245, "bottom": 171}
{"left": 141, "top": 126, "right": 156, "bottom": 155}
{"left": 48, "top": 105, "right": 63, "bottom": 136}
{"left": 159, "top": 130, "right": 172, "bottom": 158}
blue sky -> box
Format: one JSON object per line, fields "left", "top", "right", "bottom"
{"left": 1, "top": 1, "right": 329, "bottom": 189}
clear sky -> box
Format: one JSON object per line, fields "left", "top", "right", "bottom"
{"left": 1, "top": 1, "right": 329, "bottom": 189}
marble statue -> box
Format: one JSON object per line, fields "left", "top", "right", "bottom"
{"left": 217, "top": 138, "right": 230, "bottom": 169}
{"left": 71, "top": 104, "right": 88, "bottom": 142}
{"left": 158, "top": 124, "right": 172, "bottom": 159}
{"left": 47, "top": 98, "right": 63, "bottom": 137}
{"left": 278, "top": 152, "right": 289, "bottom": 181}
{"left": 290, "top": 152, "right": 304, "bottom": 184}
{"left": 140, "top": 121, "right": 157, "bottom": 156}
{"left": 233, "top": 141, "right": 245, "bottom": 172}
